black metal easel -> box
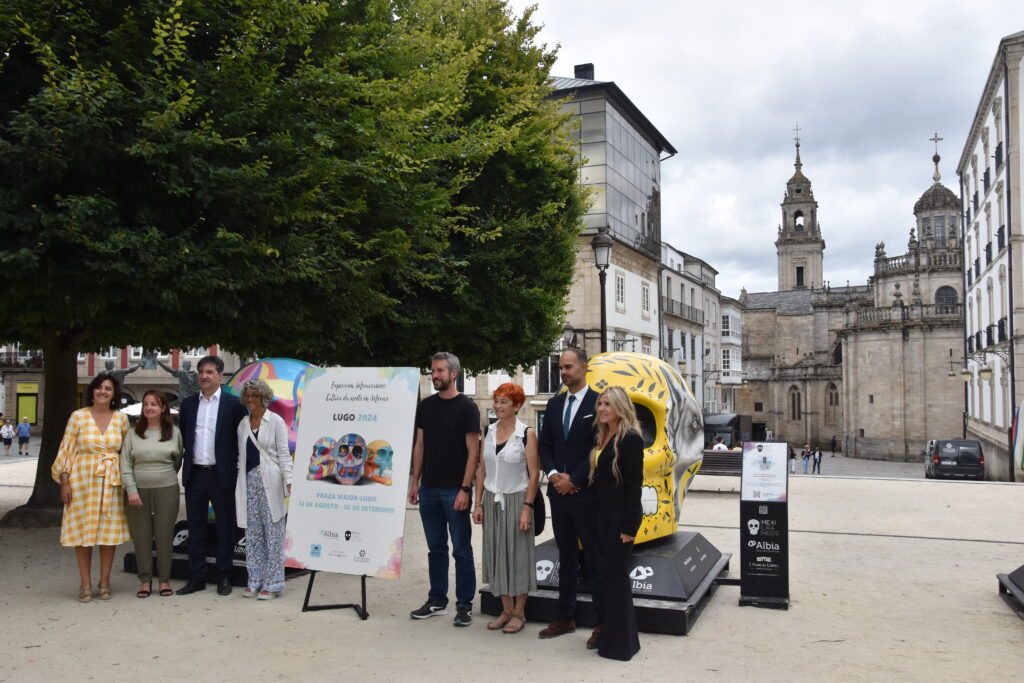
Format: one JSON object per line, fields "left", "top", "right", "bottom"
{"left": 300, "top": 570, "right": 369, "bottom": 619}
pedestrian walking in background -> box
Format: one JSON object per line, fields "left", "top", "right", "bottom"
{"left": 812, "top": 446, "right": 823, "bottom": 474}
{"left": 789, "top": 448, "right": 797, "bottom": 474}
{"left": 831, "top": 435, "right": 838, "bottom": 457}
{"left": 17, "top": 416, "right": 31, "bottom": 456}
{"left": 1, "top": 419, "right": 15, "bottom": 455}
{"left": 801, "top": 444, "right": 812, "bottom": 474}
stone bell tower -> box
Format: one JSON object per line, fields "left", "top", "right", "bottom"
{"left": 776, "top": 126, "right": 825, "bottom": 291}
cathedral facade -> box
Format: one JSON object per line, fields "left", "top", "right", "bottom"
{"left": 737, "top": 143, "right": 965, "bottom": 460}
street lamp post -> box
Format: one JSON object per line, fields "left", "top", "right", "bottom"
{"left": 591, "top": 227, "right": 613, "bottom": 354}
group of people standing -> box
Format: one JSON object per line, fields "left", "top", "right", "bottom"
{"left": 409, "top": 349, "right": 644, "bottom": 661}
{"left": 789, "top": 444, "right": 824, "bottom": 474}
{"left": 51, "top": 348, "right": 644, "bottom": 660}
{"left": 51, "top": 356, "right": 293, "bottom": 603}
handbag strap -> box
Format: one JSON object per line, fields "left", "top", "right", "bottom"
{"left": 246, "top": 423, "right": 281, "bottom": 476}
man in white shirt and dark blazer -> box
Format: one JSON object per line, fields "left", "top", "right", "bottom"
{"left": 177, "top": 356, "right": 247, "bottom": 596}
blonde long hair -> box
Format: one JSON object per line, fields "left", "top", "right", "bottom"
{"left": 589, "top": 386, "right": 641, "bottom": 485}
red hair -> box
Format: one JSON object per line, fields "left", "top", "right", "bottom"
{"left": 493, "top": 382, "right": 525, "bottom": 408}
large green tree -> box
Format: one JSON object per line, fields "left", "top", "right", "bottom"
{"left": 0, "top": 0, "right": 585, "bottom": 523}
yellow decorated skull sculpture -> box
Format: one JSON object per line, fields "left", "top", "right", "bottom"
{"left": 587, "top": 351, "right": 704, "bottom": 543}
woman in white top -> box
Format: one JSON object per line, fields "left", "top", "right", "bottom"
{"left": 1, "top": 420, "right": 15, "bottom": 455}
{"left": 472, "top": 383, "right": 540, "bottom": 634}
{"left": 235, "top": 379, "right": 294, "bottom": 599}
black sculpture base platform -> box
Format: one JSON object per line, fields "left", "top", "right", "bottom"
{"left": 122, "top": 520, "right": 304, "bottom": 586}
{"left": 997, "top": 564, "right": 1024, "bottom": 619}
{"left": 480, "top": 531, "right": 730, "bottom": 635}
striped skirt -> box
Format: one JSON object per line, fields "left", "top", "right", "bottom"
{"left": 481, "top": 489, "right": 536, "bottom": 597}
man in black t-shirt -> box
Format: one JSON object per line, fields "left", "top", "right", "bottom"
{"left": 407, "top": 351, "right": 481, "bottom": 627}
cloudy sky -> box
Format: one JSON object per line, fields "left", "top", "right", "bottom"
{"left": 507, "top": 0, "right": 1019, "bottom": 297}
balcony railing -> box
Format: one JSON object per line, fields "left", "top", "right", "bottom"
{"left": 849, "top": 303, "right": 962, "bottom": 326}
{"left": 660, "top": 296, "right": 704, "bottom": 325}
{"left": 0, "top": 351, "right": 43, "bottom": 367}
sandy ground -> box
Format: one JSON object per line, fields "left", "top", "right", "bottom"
{"left": 1, "top": 450, "right": 1022, "bottom": 682}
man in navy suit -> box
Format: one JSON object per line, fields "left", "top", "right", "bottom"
{"left": 537, "top": 348, "right": 603, "bottom": 647}
{"left": 176, "top": 356, "right": 247, "bottom": 596}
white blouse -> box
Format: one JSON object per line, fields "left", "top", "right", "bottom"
{"left": 482, "top": 419, "right": 530, "bottom": 508}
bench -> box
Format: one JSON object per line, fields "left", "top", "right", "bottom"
{"left": 698, "top": 450, "right": 742, "bottom": 476}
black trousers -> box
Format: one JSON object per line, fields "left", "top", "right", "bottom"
{"left": 184, "top": 468, "right": 236, "bottom": 580}
{"left": 595, "top": 506, "right": 640, "bottom": 661}
{"left": 547, "top": 487, "right": 604, "bottom": 622}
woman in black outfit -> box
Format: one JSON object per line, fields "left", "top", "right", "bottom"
{"left": 589, "top": 385, "right": 644, "bottom": 661}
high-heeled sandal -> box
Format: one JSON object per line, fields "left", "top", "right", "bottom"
{"left": 137, "top": 584, "right": 152, "bottom": 599}
{"left": 78, "top": 588, "right": 93, "bottom": 603}
{"left": 96, "top": 585, "right": 112, "bottom": 601}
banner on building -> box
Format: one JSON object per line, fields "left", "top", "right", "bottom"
{"left": 284, "top": 367, "right": 419, "bottom": 578}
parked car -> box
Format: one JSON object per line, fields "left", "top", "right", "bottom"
{"left": 923, "top": 439, "right": 985, "bottom": 480}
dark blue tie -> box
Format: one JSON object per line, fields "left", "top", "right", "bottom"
{"left": 563, "top": 394, "right": 576, "bottom": 439}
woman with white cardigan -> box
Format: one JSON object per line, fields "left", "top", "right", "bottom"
{"left": 235, "top": 379, "right": 294, "bottom": 599}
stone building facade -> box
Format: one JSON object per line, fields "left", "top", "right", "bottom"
{"left": 737, "top": 143, "right": 964, "bottom": 460}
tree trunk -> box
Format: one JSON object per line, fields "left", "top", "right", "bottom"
{"left": 0, "top": 329, "right": 80, "bottom": 528}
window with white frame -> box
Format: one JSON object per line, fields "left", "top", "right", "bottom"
{"left": 721, "top": 349, "right": 731, "bottom": 375}
{"left": 615, "top": 272, "right": 625, "bottom": 309}
{"left": 129, "top": 346, "right": 143, "bottom": 359}
{"left": 641, "top": 282, "right": 651, "bottom": 317}
{"left": 536, "top": 353, "right": 561, "bottom": 394}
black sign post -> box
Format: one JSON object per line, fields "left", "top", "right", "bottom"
{"left": 739, "top": 442, "right": 790, "bottom": 609}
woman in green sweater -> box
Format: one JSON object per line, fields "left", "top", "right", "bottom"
{"left": 120, "top": 390, "right": 183, "bottom": 598}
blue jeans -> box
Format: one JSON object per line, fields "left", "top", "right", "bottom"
{"left": 418, "top": 486, "right": 475, "bottom": 610}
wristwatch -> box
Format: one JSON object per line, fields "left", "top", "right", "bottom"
{"left": 460, "top": 485, "right": 472, "bottom": 493}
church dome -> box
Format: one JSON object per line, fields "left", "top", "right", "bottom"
{"left": 913, "top": 152, "right": 959, "bottom": 214}
{"left": 913, "top": 182, "right": 959, "bottom": 214}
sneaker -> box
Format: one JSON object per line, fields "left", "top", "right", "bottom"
{"left": 409, "top": 599, "right": 448, "bottom": 619}
{"left": 257, "top": 590, "right": 281, "bottom": 600}
{"left": 242, "top": 588, "right": 258, "bottom": 598}
{"left": 453, "top": 607, "right": 472, "bottom": 627}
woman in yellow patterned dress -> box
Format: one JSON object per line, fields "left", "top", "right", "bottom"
{"left": 51, "top": 373, "right": 131, "bottom": 602}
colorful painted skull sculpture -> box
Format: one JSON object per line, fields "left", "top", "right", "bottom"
{"left": 586, "top": 351, "right": 704, "bottom": 543}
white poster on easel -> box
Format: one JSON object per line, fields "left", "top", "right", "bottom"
{"left": 284, "top": 367, "right": 419, "bottom": 578}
